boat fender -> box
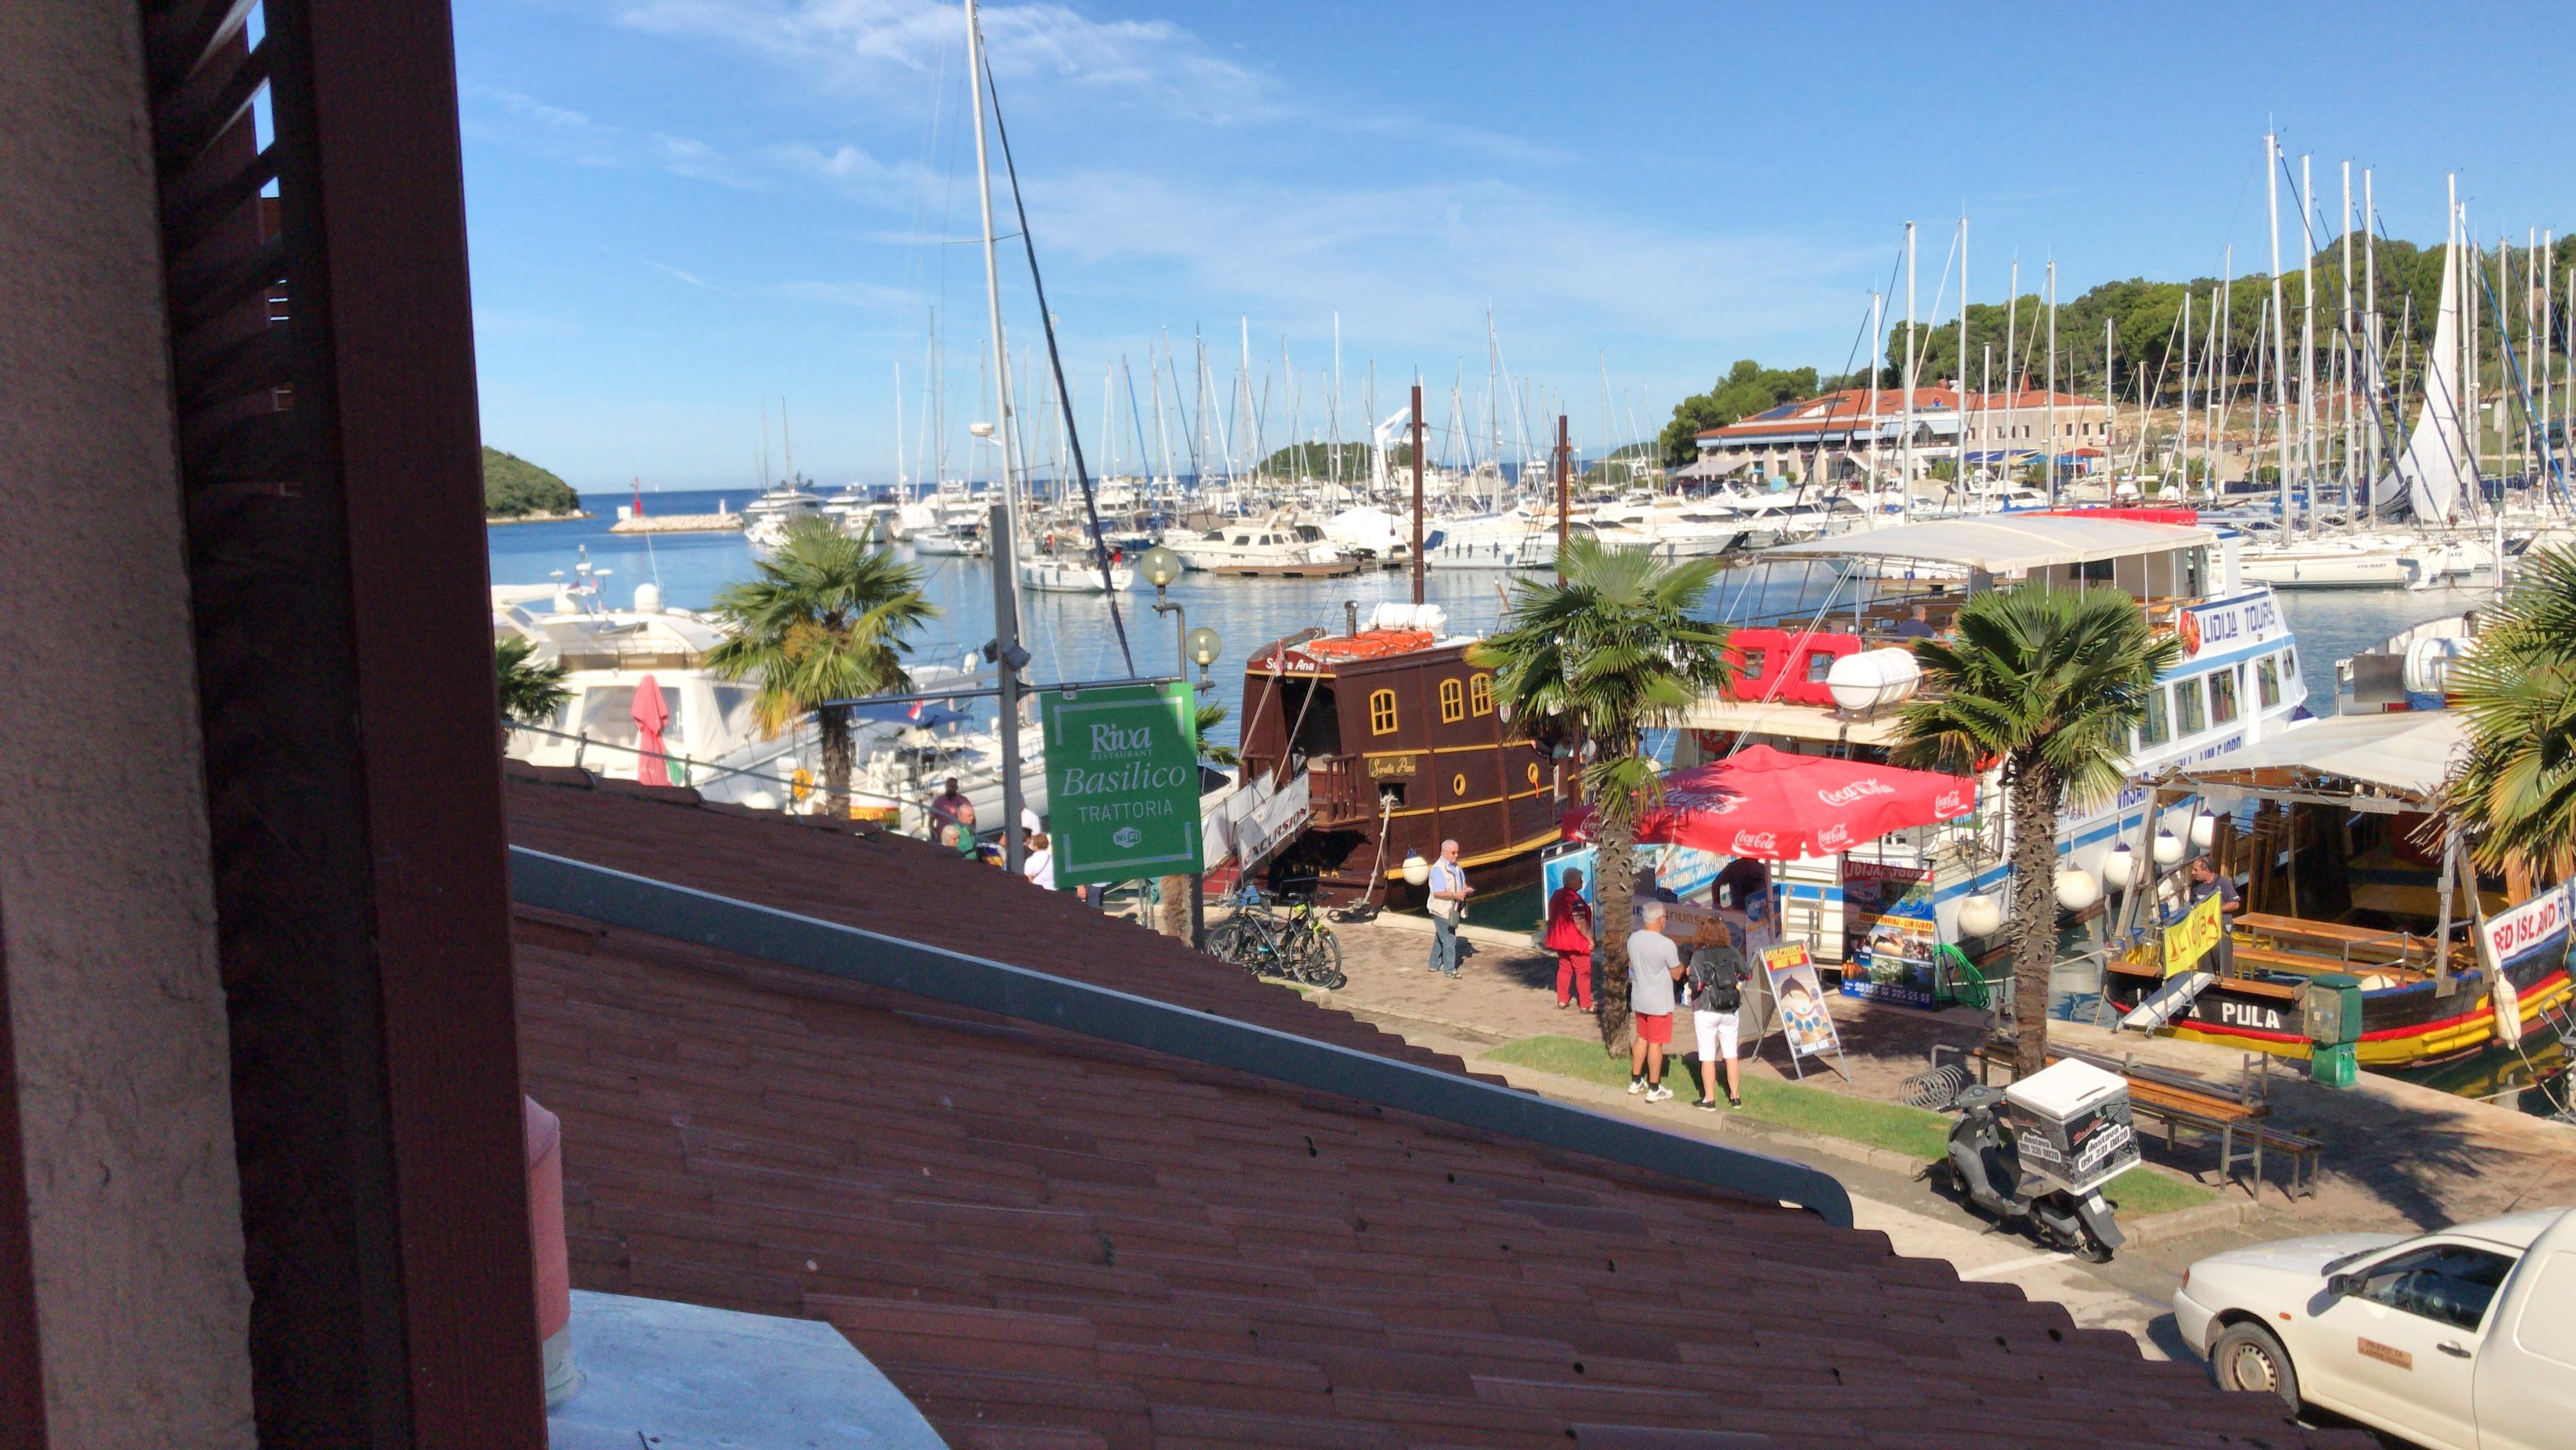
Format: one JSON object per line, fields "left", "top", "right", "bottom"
{"left": 2494, "top": 970, "right": 2524, "bottom": 1049}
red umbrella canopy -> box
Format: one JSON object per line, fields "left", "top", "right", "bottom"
{"left": 1563, "top": 744, "right": 1976, "bottom": 861}
{"left": 630, "top": 673, "right": 672, "bottom": 787}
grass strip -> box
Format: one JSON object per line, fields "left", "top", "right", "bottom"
{"left": 1482, "top": 1033, "right": 2215, "bottom": 1214}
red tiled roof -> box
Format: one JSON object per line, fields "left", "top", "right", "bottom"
{"left": 504, "top": 768, "right": 2364, "bottom": 1450}
{"left": 1698, "top": 388, "right": 2104, "bottom": 442}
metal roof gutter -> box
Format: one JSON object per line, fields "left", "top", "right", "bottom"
{"left": 508, "top": 847, "right": 1856, "bottom": 1229}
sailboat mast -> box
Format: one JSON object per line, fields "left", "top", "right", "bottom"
{"left": 2364, "top": 169, "right": 2382, "bottom": 504}
{"left": 1902, "top": 221, "right": 1917, "bottom": 519}
{"left": 2266, "top": 134, "right": 2292, "bottom": 533}
{"left": 2044, "top": 259, "right": 2057, "bottom": 506}
{"left": 2180, "top": 289, "right": 2193, "bottom": 495}
{"left": 2340, "top": 161, "right": 2355, "bottom": 529}
{"left": 894, "top": 362, "right": 907, "bottom": 488}
{"left": 1956, "top": 212, "right": 1969, "bottom": 505}
{"left": 963, "top": 0, "right": 1026, "bottom": 874}
{"left": 1868, "top": 290, "right": 1884, "bottom": 491}
{"left": 2297, "top": 152, "right": 2316, "bottom": 530}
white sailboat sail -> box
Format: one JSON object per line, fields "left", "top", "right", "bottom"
{"left": 2377, "top": 208, "right": 2472, "bottom": 523}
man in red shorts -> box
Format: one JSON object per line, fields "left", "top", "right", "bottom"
{"left": 1625, "top": 901, "right": 1684, "bottom": 1103}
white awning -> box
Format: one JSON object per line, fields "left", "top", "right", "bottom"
{"left": 2155, "top": 711, "right": 2468, "bottom": 804}
{"left": 1673, "top": 455, "right": 1752, "bottom": 480}
{"left": 1766, "top": 515, "right": 2214, "bottom": 571}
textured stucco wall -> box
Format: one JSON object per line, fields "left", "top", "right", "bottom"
{"left": 0, "top": 3, "right": 259, "bottom": 1445}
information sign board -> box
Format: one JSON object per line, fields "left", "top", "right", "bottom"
{"left": 1039, "top": 682, "right": 1203, "bottom": 889}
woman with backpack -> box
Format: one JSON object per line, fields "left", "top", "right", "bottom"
{"left": 1685, "top": 942, "right": 1749, "bottom": 1110}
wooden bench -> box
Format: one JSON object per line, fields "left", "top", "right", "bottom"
{"left": 2237, "top": 912, "right": 2435, "bottom": 966}
{"left": 1971, "top": 1041, "right": 2318, "bottom": 1201}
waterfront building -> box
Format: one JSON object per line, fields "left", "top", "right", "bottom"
{"left": 1689, "top": 382, "right": 2116, "bottom": 486}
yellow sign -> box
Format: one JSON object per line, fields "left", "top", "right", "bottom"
{"left": 1366, "top": 753, "right": 1419, "bottom": 779}
{"left": 2164, "top": 893, "right": 2223, "bottom": 976}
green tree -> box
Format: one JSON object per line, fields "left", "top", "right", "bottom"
{"left": 1657, "top": 360, "right": 1822, "bottom": 465}
{"left": 495, "top": 636, "right": 569, "bottom": 747}
{"left": 482, "top": 446, "right": 582, "bottom": 517}
{"left": 1892, "top": 585, "right": 2180, "bottom": 1076}
{"left": 1471, "top": 540, "right": 1732, "bottom": 1051}
{"left": 1194, "top": 699, "right": 1240, "bottom": 768}
{"left": 708, "top": 518, "right": 937, "bottom": 815}
{"left": 2445, "top": 546, "right": 2576, "bottom": 884}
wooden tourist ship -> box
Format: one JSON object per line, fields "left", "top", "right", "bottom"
{"left": 1235, "top": 603, "right": 1560, "bottom": 906}
{"left": 2122, "top": 711, "right": 2575, "bottom": 1070}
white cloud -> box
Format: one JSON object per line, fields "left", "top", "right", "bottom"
{"left": 461, "top": 84, "right": 751, "bottom": 187}
{"left": 775, "top": 278, "right": 919, "bottom": 309}
{"left": 614, "top": 0, "right": 1282, "bottom": 124}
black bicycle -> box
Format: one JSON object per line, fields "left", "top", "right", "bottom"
{"left": 1208, "top": 883, "right": 1346, "bottom": 989}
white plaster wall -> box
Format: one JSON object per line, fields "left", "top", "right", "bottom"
{"left": 0, "top": 2, "right": 259, "bottom": 1444}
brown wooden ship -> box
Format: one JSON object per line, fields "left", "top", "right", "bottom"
{"left": 1235, "top": 607, "right": 1561, "bottom": 906}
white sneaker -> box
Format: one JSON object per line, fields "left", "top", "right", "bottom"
{"left": 1646, "top": 1085, "right": 1673, "bottom": 1103}
{"left": 1626, "top": 1079, "right": 1645, "bottom": 1095}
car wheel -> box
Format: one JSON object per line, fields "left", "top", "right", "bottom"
{"left": 2209, "top": 1321, "right": 2299, "bottom": 1412}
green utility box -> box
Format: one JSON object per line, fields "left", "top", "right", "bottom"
{"left": 2304, "top": 973, "right": 2363, "bottom": 1088}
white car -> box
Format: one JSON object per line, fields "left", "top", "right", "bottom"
{"left": 2173, "top": 1206, "right": 2576, "bottom": 1450}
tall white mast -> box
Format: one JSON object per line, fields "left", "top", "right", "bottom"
{"left": 2364, "top": 176, "right": 2381, "bottom": 499}
{"left": 1902, "top": 221, "right": 1917, "bottom": 518}
{"left": 2267, "top": 133, "right": 2292, "bottom": 533}
{"left": 1980, "top": 342, "right": 1992, "bottom": 489}
{"left": 2044, "top": 259, "right": 2058, "bottom": 505}
{"left": 1956, "top": 212, "right": 1970, "bottom": 503}
{"left": 894, "top": 362, "right": 907, "bottom": 488}
{"left": 1868, "top": 290, "right": 1884, "bottom": 490}
{"left": 2339, "top": 162, "right": 2355, "bottom": 526}
{"left": 2308, "top": 154, "right": 2328, "bottom": 528}
{"left": 2179, "top": 288, "right": 2193, "bottom": 495}
{"left": 964, "top": 0, "right": 1027, "bottom": 872}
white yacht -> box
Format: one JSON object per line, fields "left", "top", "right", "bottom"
{"left": 1018, "top": 551, "right": 1134, "bottom": 594}
{"left": 740, "top": 486, "right": 829, "bottom": 552}
{"left": 910, "top": 520, "right": 988, "bottom": 556}
{"left": 1166, "top": 509, "right": 1350, "bottom": 574}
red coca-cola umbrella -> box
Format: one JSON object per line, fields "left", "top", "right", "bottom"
{"left": 1561, "top": 744, "right": 1976, "bottom": 861}
{"left": 631, "top": 674, "right": 672, "bottom": 787}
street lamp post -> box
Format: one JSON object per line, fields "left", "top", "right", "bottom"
{"left": 1139, "top": 546, "right": 1219, "bottom": 948}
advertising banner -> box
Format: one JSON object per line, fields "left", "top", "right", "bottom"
{"left": 1840, "top": 859, "right": 1938, "bottom": 1008}
{"left": 2163, "top": 892, "right": 2224, "bottom": 977}
{"left": 1039, "top": 682, "right": 1203, "bottom": 889}
{"left": 1762, "top": 944, "right": 1838, "bottom": 1061}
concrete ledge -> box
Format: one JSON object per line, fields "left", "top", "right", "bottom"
{"left": 549, "top": 1290, "right": 945, "bottom": 1449}
{"left": 2120, "top": 1196, "right": 2268, "bottom": 1248}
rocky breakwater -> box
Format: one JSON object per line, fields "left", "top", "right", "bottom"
{"left": 610, "top": 511, "right": 742, "bottom": 535}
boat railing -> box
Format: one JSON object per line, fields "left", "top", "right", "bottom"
{"left": 504, "top": 719, "right": 919, "bottom": 817}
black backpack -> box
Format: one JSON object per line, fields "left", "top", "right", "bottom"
{"left": 1689, "top": 949, "right": 1743, "bottom": 1013}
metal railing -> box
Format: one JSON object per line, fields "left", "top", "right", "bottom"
{"left": 508, "top": 847, "right": 1855, "bottom": 1228}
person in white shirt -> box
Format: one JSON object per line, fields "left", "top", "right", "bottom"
{"left": 1625, "top": 902, "right": 1684, "bottom": 1103}
{"left": 1424, "top": 839, "right": 1471, "bottom": 978}
{"left": 1022, "top": 831, "right": 1058, "bottom": 890}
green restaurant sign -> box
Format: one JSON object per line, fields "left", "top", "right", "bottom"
{"left": 1038, "top": 681, "right": 1203, "bottom": 888}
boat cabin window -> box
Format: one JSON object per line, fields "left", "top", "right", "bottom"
{"left": 711, "top": 685, "right": 762, "bottom": 743}
{"left": 2139, "top": 686, "right": 2170, "bottom": 749}
{"left": 1439, "top": 679, "right": 1466, "bottom": 723}
{"left": 2208, "top": 666, "right": 2241, "bottom": 726}
{"left": 1469, "top": 672, "right": 1494, "bottom": 716}
{"left": 2175, "top": 676, "right": 2208, "bottom": 736}
{"left": 2281, "top": 647, "right": 2299, "bottom": 682}
{"left": 1368, "top": 688, "right": 1399, "bottom": 735}
{"left": 1805, "top": 651, "right": 1836, "bottom": 684}
{"left": 574, "top": 683, "right": 681, "bottom": 752}
{"left": 2256, "top": 656, "right": 2282, "bottom": 710}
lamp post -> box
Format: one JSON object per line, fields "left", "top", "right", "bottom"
{"left": 1140, "top": 545, "right": 1219, "bottom": 947}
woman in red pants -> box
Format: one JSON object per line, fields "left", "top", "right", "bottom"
{"left": 1543, "top": 867, "right": 1594, "bottom": 1010}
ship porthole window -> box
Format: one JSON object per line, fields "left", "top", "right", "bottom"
{"left": 1469, "top": 672, "right": 1494, "bottom": 716}
{"left": 1368, "top": 688, "right": 1398, "bottom": 735}
{"left": 1452, "top": 773, "right": 1469, "bottom": 796}
{"left": 1439, "top": 678, "right": 1465, "bottom": 723}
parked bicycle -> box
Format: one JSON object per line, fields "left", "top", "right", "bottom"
{"left": 1207, "top": 882, "right": 1346, "bottom": 990}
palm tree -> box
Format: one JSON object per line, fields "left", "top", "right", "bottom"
{"left": 1471, "top": 539, "right": 1731, "bottom": 1052}
{"left": 2445, "top": 545, "right": 2576, "bottom": 887}
{"left": 1154, "top": 699, "right": 1240, "bottom": 943}
{"left": 1893, "top": 584, "right": 2179, "bottom": 1076}
{"left": 1194, "top": 700, "right": 1240, "bottom": 768}
{"left": 495, "top": 636, "right": 569, "bottom": 748}
{"left": 708, "top": 518, "right": 937, "bottom": 816}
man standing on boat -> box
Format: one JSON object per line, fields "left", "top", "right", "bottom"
{"left": 1426, "top": 839, "right": 1471, "bottom": 978}
{"left": 2189, "top": 856, "right": 2242, "bottom": 973}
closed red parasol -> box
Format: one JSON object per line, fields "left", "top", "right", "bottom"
{"left": 1562, "top": 744, "right": 1976, "bottom": 861}
{"left": 630, "top": 674, "right": 671, "bottom": 787}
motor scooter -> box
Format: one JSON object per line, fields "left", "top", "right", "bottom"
{"left": 1902, "top": 1053, "right": 2133, "bottom": 1263}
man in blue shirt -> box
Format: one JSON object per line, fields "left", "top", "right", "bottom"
{"left": 1425, "top": 838, "right": 1471, "bottom": 978}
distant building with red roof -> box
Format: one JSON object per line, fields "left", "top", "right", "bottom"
{"left": 1689, "top": 381, "right": 2115, "bottom": 486}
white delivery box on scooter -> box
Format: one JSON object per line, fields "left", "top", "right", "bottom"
{"left": 2003, "top": 1058, "right": 2139, "bottom": 1195}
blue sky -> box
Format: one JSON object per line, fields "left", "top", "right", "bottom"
{"left": 457, "top": 0, "right": 2576, "bottom": 491}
